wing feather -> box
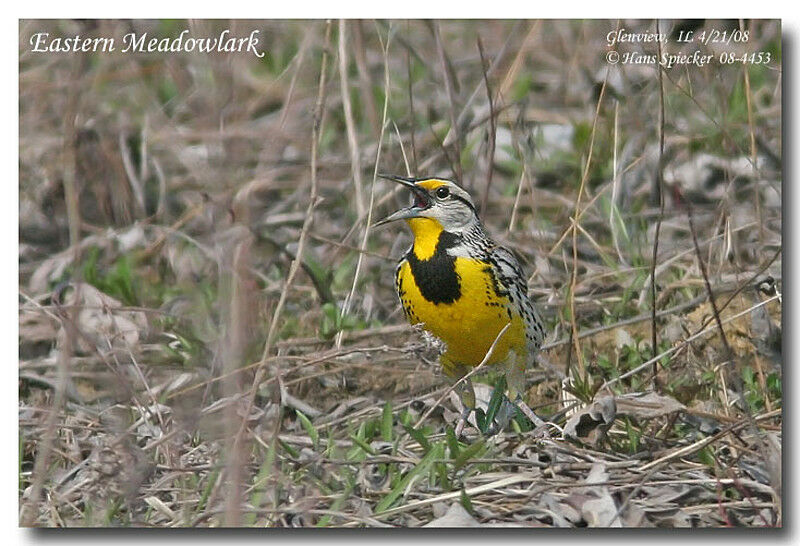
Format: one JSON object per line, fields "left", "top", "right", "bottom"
{"left": 487, "top": 244, "right": 546, "bottom": 359}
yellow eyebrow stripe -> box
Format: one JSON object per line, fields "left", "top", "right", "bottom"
{"left": 415, "top": 179, "right": 449, "bottom": 191}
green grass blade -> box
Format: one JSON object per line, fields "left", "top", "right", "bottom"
{"left": 296, "top": 410, "right": 319, "bottom": 450}
{"left": 445, "top": 426, "right": 460, "bottom": 458}
{"left": 196, "top": 467, "right": 219, "bottom": 515}
{"left": 484, "top": 375, "right": 507, "bottom": 427}
{"left": 401, "top": 421, "right": 431, "bottom": 453}
{"left": 349, "top": 432, "right": 377, "bottom": 456}
{"left": 245, "top": 439, "right": 277, "bottom": 525}
{"left": 454, "top": 438, "right": 486, "bottom": 470}
{"left": 381, "top": 401, "right": 394, "bottom": 442}
{"left": 375, "top": 442, "right": 444, "bottom": 513}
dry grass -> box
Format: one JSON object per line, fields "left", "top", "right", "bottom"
{"left": 19, "top": 19, "right": 782, "bottom": 527}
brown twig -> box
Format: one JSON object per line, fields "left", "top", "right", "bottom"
{"left": 600, "top": 294, "right": 779, "bottom": 393}
{"left": 335, "top": 22, "right": 393, "bottom": 348}
{"left": 405, "top": 21, "right": 418, "bottom": 175}
{"left": 21, "top": 49, "right": 84, "bottom": 526}
{"left": 566, "top": 68, "right": 608, "bottom": 379}
{"left": 339, "top": 19, "right": 366, "bottom": 218}
{"left": 227, "top": 18, "right": 333, "bottom": 524}
{"left": 686, "top": 200, "right": 734, "bottom": 361}
{"left": 430, "top": 21, "right": 462, "bottom": 182}
{"left": 650, "top": 19, "right": 667, "bottom": 382}
{"left": 477, "top": 36, "right": 497, "bottom": 215}
{"left": 739, "top": 18, "right": 763, "bottom": 251}
{"left": 637, "top": 409, "right": 780, "bottom": 472}
{"left": 352, "top": 20, "right": 380, "bottom": 136}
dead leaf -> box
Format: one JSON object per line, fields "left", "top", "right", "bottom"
{"left": 762, "top": 432, "right": 782, "bottom": 507}
{"left": 615, "top": 328, "right": 635, "bottom": 349}
{"left": 614, "top": 391, "right": 685, "bottom": 420}
{"left": 541, "top": 492, "right": 581, "bottom": 527}
{"left": 581, "top": 464, "right": 621, "bottom": 527}
{"left": 424, "top": 503, "right": 481, "bottom": 527}
{"left": 19, "top": 308, "right": 57, "bottom": 343}
{"left": 28, "top": 232, "right": 128, "bottom": 295}
{"left": 582, "top": 497, "right": 621, "bottom": 527}
{"left": 57, "top": 283, "right": 148, "bottom": 355}
{"left": 448, "top": 383, "right": 493, "bottom": 429}
{"left": 563, "top": 396, "right": 616, "bottom": 445}
{"left": 562, "top": 463, "right": 623, "bottom": 527}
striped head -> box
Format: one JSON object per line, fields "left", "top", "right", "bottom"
{"left": 374, "top": 175, "right": 480, "bottom": 237}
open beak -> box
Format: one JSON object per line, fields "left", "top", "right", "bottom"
{"left": 373, "top": 174, "right": 431, "bottom": 227}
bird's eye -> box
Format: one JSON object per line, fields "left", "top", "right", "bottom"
{"left": 435, "top": 186, "right": 450, "bottom": 199}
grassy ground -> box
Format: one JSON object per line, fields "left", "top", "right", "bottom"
{"left": 19, "top": 19, "right": 782, "bottom": 527}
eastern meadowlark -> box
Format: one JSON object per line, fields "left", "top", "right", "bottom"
{"left": 375, "top": 175, "right": 547, "bottom": 433}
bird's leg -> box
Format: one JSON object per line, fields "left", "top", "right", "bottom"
{"left": 453, "top": 376, "right": 476, "bottom": 438}
{"left": 444, "top": 355, "right": 475, "bottom": 438}
{"left": 503, "top": 353, "right": 550, "bottom": 437}
{"left": 488, "top": 397, "right": 515, "bottom": 435}
{"left": 512, "top": 396, "right": 551, "bottom": 438}
{"left": 454, "top": 405, "right": 471, "bottom": 438}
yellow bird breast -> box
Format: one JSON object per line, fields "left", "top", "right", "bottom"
{"left": 397, "top": 256, "right": 527, "bottom": 369}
